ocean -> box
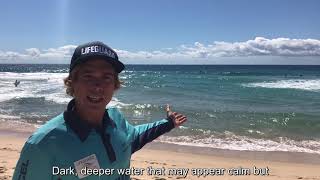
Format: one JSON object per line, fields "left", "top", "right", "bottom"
{"left": 0, "top": 64, "right": 320, "bottom": 154}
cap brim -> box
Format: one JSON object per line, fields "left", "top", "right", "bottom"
{"left": 70, "top": 54, "right": 125, "bottom": 73}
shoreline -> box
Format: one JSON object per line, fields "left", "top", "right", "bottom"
{"left": 1, "top": 122, "right": 320, "bottom": 164}
{"left": 1, "top": 119, "right": 319, "bottom": 158}
{"left": 145, "top": 142, "right": 320, "bottom": 165}
{"left": 0, "top": 127, "right": 320, "bottom": 179}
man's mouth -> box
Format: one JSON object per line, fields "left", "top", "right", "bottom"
{"left": 87, "top": 95, "right": 104, "bottom": 104}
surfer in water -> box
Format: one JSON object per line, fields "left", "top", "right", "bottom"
{"left": 14, "top": 80, "right": 20, "bottom": 87}
{"left": 13, "top": 41, "right": 187, "bottom": 180}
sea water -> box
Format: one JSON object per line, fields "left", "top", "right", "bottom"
{"left": 0, "top": 64, "right": 319, "bottom": 154}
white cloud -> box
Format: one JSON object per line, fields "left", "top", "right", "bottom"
{"left": 25, "top": 48, "right": 41, "bottom": 57}
{"left": 0, "top": 45, "right": 77, "bottom": 61}
{"left": 118, "top": 37, "right": 320, "bottom": 59}
{"left": 0, "top": 51, "right": 26, "bottom": 60}
{"left": 0, "top": 37, "right": 319, "bottom": 64}
{"left": 41, "top": 45, "right": 77, "bottom": 59}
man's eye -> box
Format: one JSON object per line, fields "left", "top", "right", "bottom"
{"left": 103, "top": 76, "right": 113, "bottom": 81}
{"left": 82, "top": 74, "right": 93, "bottom": 79}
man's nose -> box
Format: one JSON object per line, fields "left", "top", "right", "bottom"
{"left": 91, "top": 79, "right": 104, "bottom": 91}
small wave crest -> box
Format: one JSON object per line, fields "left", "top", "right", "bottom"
{"left": 107, "top": 97, "right": 131, "bottom": 108}
{"left": 243, "top": 79, "right": 320, "bottom": 91}
{"left": 0, "top": 72, "right": 68, "bottom": 81}
{"left": 158, "top": 132, "right": 320, "bottom": 154}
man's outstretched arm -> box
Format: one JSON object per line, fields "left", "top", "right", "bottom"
{"left": 119, "top": 105, "right": 187, "bottom": 154}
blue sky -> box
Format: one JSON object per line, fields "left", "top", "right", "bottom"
{"left": 0, "top": 0, "right": 319, "bottom": 64}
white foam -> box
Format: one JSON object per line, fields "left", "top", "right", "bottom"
{"left": 0, "top": 72, "right": 68, "bottom": 81}
{"left": 158, "top": 133, "right": 320, "bottom": 154}
{"left": 45, "top": 93, "right": 71, "bottom": 104}
{"left": 134, "top": 104, "right": 152, "bottom": 109}
{"left": 107, "top": 97, "right": 131, "bottom": 108}
{"left": 243, "top": 79, "right": 320, "bottom": 91}
{"left": 0, "top": 114, "right": 21, "bottom": 120}
{"left": 0, "top": 72, "right": 69, "bottom": 104}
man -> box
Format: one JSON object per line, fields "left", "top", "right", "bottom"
{"left": 14, "top": 79, "right": 20, "bottom": 87}
{"left": 13, "top": 41, "right": 187, "bottom": 180}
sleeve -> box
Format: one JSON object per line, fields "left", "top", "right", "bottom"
{"left": 12, "top": 142, "right": 53, "bottom": 180}
{"left": 115, "top": 109, "right": 175, "bottom": 154}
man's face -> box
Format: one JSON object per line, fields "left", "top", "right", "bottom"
{"left": 71, "top": 58, "right": 116, "bottom": 112}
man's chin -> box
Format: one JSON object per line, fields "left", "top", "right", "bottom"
{"left": 86, "top": 101, "right": 107, "bottom": 110}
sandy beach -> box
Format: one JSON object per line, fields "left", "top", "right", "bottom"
{"left": 0, "top": 124, "right": 320, "bottom": 180}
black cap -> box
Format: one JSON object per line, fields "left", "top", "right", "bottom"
{"left": 69, "top": 41, "right": 125, "bottom": 73}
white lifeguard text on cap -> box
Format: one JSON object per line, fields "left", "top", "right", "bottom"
{"left": 81, "top": 46, "right": 116, "bottom": 59}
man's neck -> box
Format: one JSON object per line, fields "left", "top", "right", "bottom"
{"left": 75, "top": 105, "right": 105, "bottom": 128}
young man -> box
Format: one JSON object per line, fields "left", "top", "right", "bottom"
{"left": 13, "top": 41, "right": 187, "bottom": 180}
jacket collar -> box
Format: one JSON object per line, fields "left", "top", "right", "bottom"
{"left": 63, "top": 99, "right": 116, "bottom": 142}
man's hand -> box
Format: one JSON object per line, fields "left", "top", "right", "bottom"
{"left": 166, "top": 104, "right": 187, "bottom": 128}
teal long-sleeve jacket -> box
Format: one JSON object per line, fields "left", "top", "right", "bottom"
{"left": 13, "top": 99, "right": 174, "bottom": 180}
